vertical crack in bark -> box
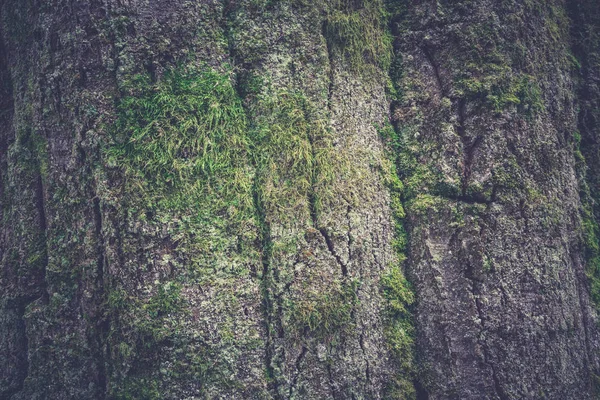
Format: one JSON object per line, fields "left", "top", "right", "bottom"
{"left": 567, "top": 1, "right": 600, "bottom": 386}
{"left": 222, "top": 3, "right": 283, "bottom": 397}
{"left": 305, "top": 27, "right": 348, "bottom": 279}
{"left": 8, "top": 105, "right": 50, "bottom": 400}
{"left": 414, "top": 379, "right": 430, "bottom": 400}
{"left": 92, "top": 195, "right": 108, "bottom": 399}
{"left": 253, "top": 179, "right": 282, "bottom": 399}
{"left": 308, "top": 149, "right": 347, "bottom": 280}
{"left": 287, "top": 345, "right": 307, "bottom": 399}
{"left": 1, "top": 296, "right": 38, "bottom": 399}
{"left": 346, "top": 205, "right": 353, "bottom": 261}
{"left": 22, "top": 81, "right": 50, "bottom": 398}
{"left": 13, "top": 302, "right": 28, "bottom": 397}
{"left": 318, "top": 227, "right": 348, "bottom": 277}
{"left": 0, "top": 0, "right": 11, "bottom": 239}
{"left": 34, "top": 175, "right": 48, "bottom": 289}
{"left": 568, "top": 241, "right": 596, "bottom": 392}
{"left": 421, "top": 46, "right": 447, "bottom": 98}
{"left": 461, "top": 227, "right": 508, "bottom": 400}
{"left": 422, "top": 46, "right": 484, "bottom": 200}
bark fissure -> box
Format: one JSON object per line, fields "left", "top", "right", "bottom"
{"left": 34, "top": 176, "right": 48, "bottom": 265}
{"left": 456, "top": 98, "right": 483, "bottom": 198}
{"left": 253, "top": 165, "right": 282, "bottom": 400}
{"left": 223, "top": 5, "right": 284, "bottom": 397}
{"left": 305, "top": 82, "right": 348, "bottom": 279}
{"left": 318, "top": 227, "right": 348, "bottom": 277}
{"left": 288, "top": 345, "right": 307, "bottom": 399}
{"left": 462, "top": 228, "right": 508, "bottom": 400}
{"left": 6, "top": 131, "right": 50, "bottom": 400}
{"left": 0, "top": 15, "right": 41, "bottom": 397}
{"left": 326, "top": 362, "right": 337, "bottom": 400}
{"left": 346, "top": 205, "right": 353, "bottom": 262}
{"left": 421, "top": 46, "right": 447, "bottom": 98}
{"left": 2, "top": 296, "right": 39, "bottom": 399}
{"left": 568, "top": 0, "right": 600, "bottom": 388}
{"left": 569, "top": 244, "right": 596, "bottom": 390}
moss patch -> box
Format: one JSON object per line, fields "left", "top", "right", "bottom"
{"left": 104, "top": 64, "right": 261, "bottom": 397}
{"left": 107, "top": 66, "right": 253, "bottom": 218}
{"left": 325, "top": 0, "right": 392, "bottom": 73}
{"left": 286, "top": 276, "right": 359, "bottom": 339}
{"left": 379, "top": 122, "right": 416, "bottom": 398}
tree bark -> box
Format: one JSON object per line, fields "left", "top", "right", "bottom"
{"left": 0, "top": 1, "right": 598, "bottom": 399}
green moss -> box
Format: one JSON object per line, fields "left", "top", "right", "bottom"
{"left": 106, "top": 63, "right": 259, "bottom": 269}
{"left": 108, "top": 281, "right": 185, "bottom": 350}
{"left": 247, "top": 85, "right": 337, "bottom": 224}
{"left": 245, "top": 78, "right": 362, "bottom": 342}
{"left": 286, "top": 277, "right": 359, "bottom": 339}
{"left": 408, "top": 194, "right": 450, "bottom": 216}
{"left": 491, "top": 156, "right": 522, "bottom": 192}
{"left": 114, "top": 378, "right": 162, "bottom": 400}
{"left": 573, "top": 129, "right": 600, "bottom": 312}
{"left": 582, "top": 202, "right": 600, "bottom": 307}
{"left": 325, "top": 0, "right": 392, "bottom": 73}
{"left": 585, "top": 228, "right": 600, "bottom": 304}
{"left": 569, "top": 0, "right": 600, "bottom": 317}
{"left": 480, "top": 254, "right": 492, "bottom": 273}
{"left": 145, "top": 282, "right": 184, "bottom": 321}
{"left": 249, "top": 90, "right": 318, "bottom": 221}
{"left": 16, "top": 126, "right": 49, "bottom": 178}
{"left": 381, "top": 266, "right": 416, "bottom": 399}
{"left": 105, "top": 64, "right": 261, "bottom": 396}
{"left": 456, "top": 68, "right": 544, "bottom": 115}
{"left": 406, "top": 2, "right": 554, "bottom": 117}
{"left": 379, "top": 122, "right": 416, "bottom": 398}
{"left": 107, "top": 65, "right": 253, "bottom": 216}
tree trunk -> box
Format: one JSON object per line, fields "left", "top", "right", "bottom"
{"left": 0, "top": 1, "right": 598, "bottom": 399}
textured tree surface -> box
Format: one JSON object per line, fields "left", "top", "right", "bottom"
{"left": 0, "top": 1, "right": 598, "bottom": 399}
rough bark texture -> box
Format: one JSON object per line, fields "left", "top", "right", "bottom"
{"left": 0, "top": 1, "right": 598, "bottom": 399}
{"left": 390, "top": 1, "right": 600, "bottom": 398}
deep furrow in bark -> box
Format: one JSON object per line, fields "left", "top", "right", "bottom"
{"left": 318, "top": 228, "right": 348, "bottom": 278}
{"left": 223, "top": 3, "right": 281, "bottom": 397}
{"left": 287, "top": 345, "right": 307, "bottom": 399}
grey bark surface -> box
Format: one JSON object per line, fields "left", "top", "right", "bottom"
{"left": 391, "top": 1, "right": 600, "bottom": 398}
